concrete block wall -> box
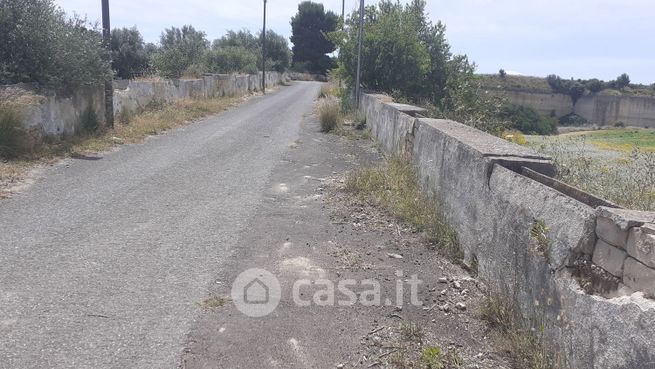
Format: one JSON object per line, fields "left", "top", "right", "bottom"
{"left": 2, "top": 71, "right": 288, "bottom": 140}
{"left": 496, "top": 89, "right": 655, "bottom": 128}
{"left": 360, "top": 92, "right": 655, "bottom": 369}
{"left": 593, "top": 207, "right": 655, "bottom": 296}
{"left": 1, "top": 84, "right": 106, "bottom": 138}
{"left": 113, "top": 71, "right": 287, "bottom": 118}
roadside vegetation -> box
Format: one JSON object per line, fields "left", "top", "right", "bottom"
{"left": 481, "top": 296, "right": 562, "bottom": 369}
{"left": 345, "top": 155, "right": 461, "bottom": 260}
{"left": 314, "top": 81, "right": 368, "bottom": 138}
{"left": 1, "top": 0, "right": 292, "bottom": 86}
{"left": 0, "top": 95, "right": 242, "bottom": 193}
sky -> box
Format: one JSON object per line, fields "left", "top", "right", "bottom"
{"left": 54, "top": 0, "right": 655, "bottom": 84}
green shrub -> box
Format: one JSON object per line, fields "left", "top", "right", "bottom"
{"left": 315, "top": 96, "right": 340, "bottom": 132}
{"left": 153, "top": 25, "right": 209, "bottom": 79}
{"left": 0, "top": 105, "right": 30, "bottom": 158}
{"left": 614, "top": 121, "right": 626, "bottom": 128}
{"left": 205, "top": 46, "right": 258, "bottom": 74}
{"left": 558, "top": 113, "right": 588, "bottom": 126}
{"left": 111, "top": 27, "right": 151, "bottom": 79}
{"left": 0, "top": 0, "right": 111, "bottom": 92}
{"left": 502, "top": 105, "right": 557, "bottom": 135}
{"left": 79, "top": 106, "right": 99, "bottom": 133}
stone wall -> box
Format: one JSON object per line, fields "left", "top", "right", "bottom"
{"left": 112, "top": 72, "right": 287, "bottom": 120}
{"left": 360, "top": 92, "right": 655, "bottom": 369}
{"left": 2, "top": 72, "right": 287, "bottom": 140}
{"left": 489, "top": 89, "right": 573, "bottom": 118}
{"left": 495, "top": 88, "right": 655, "bottom": 128}
{"left": 575, "top": 95, "right": 655, "bottom": 128}
{"left": 0, "top": 84, "right": 105, "bottom": 139}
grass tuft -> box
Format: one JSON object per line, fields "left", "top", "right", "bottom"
{"left": 399, "top": 321, "right": 424, "bottom": 343}
{"left": 199, "top": 295, "right": 229, "bottom": 309}
{"left": 345, "top": 156, "right": 461, "bottom": 259}
{"left": 315, "top": 96, "right": 341, "bottom": 132}
{"left": 480, "top": 295, "right": 561, "bottom": 369}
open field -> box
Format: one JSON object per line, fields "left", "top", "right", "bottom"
{"left": 526, "top": 128, "right": 655, "bottom": 210}
{"left": 552, "top": 128, "right": 655, "bottom": 152}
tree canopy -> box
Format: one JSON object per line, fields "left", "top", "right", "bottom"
{"left": 111, "top": 27, "right": 151, "bottom": 79}
{"left": 290, "top": 1, "right": 338, "bottom": 74}
{"left": 0, "top": 0, "right": 111, "bottom": 91}
{"left": 153, "top": 25, "right": 209, "bottom": 78}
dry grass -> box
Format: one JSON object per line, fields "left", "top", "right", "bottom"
{"left": 480, "top": 296, "right": 561, "bottom": 369}
{"left": 0, "top": 95, "right": 242, "bottom": 193}
{"left": 529, "top": 136, "right": 655, "bottom": 210}
{"left": 315, "top": 96, "right": 341, "bottom": 132}
{"left": 318, "top": 82, "right": 339, "bottom": 99}
{"left": 345, "top": 156, "right": 461, "bottom": 260}
{"left": 199, "top": 294, "right": 229, "bottom": 309}
{"left": 76, "top": 96, "right": 241, "bottom": 152}
{"left": 399, "top": 321, "right": 424, "bottom": 343}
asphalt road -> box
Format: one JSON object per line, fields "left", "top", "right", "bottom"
{"left": 0, "top": 82, "right": 322, "bottom": 368}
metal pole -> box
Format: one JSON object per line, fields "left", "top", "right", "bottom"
{"left": 355, "top": 0, "right": 364, "bottom": 107}
{"left": 342, "top": 0, "right": 345, "bottom": 29}
{"left": 262, "top": 0, "right": 267, "bottom": 94}
{"left": 101, "top": 0, "right": 114, "bottom": 128}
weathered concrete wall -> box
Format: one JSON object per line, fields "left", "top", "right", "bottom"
{"left": 495, "top": 88, "right": 655, "bottom": 128}
{"left": 0, "top": 84, "right": 105, "bottom": 138}
{"left": 360, "top": 92, "right": 655, "bottom": 369}
{"left": 575, "top": 95, "right": 655, "bottom": 128}
{"left": 113, "top": 72, "right": 287, "bottom": 118}
{"left": 490, "top": 89, "right": 573, "bottom": 117}
{"left": 2, "top": 72, "right": 287, "bottom": 140}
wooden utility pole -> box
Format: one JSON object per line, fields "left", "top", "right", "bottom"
{"left": 101, "top": 0, "right": 114, "bottom": 128}
{"left": 262, "top": 0, "right": 267, "bottom": 94}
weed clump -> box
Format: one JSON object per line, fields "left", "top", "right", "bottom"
{"left": 481, "top": 296, "right": 561, "bottom": 369}
{"left": 316, "top": 96, "right": 340, "bottom": 132}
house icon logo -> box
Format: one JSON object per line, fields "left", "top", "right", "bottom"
{"left": 244, "top": 278, "right": 269, "bottom": 304}
{"left": 231, "top": 268, "right": 281, "bottom": 317}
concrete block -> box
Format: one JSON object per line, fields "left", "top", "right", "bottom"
{"left": 626, "top": 224, "right": 655, "bottom": 268}
{"left": 597, "top": 206, "right": 655, "bottom": 231}
{"left": 623, "top": 257, "right": 655, "bottom": 297}
{"left": 595, "top": 216, "right": 629, "bottom": 248}
{"left": 592, "top": 239, "right": 628, "bottom": 277}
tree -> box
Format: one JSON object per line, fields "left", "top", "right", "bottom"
{"left": 584, "top": 78, "right": 605, "bottom": 94}
{"left": 615, "top": 73, "right": 630, "bottom": 89}
{"left": 111, "top": 27, "right": 150, "bottom": 79}
{"left": 332, "top": 0, "right": 509, "bottom": 134}
{"left": 0, "top": 0, "right": 110, "bottom": 91}
{"left": 290, "top": 1, "right": 338, "bottom": 74}
{"left": 263, "top": 31, "right": 291, "bottom": 73}
{"left": 206, "top": 29, "right": 290, "bottom": 74}
{"left": 153, "top": 25, "right": 209, "bottom": 78}
{"left": 499, "top": 69, "right": 507, "bottom": 78}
